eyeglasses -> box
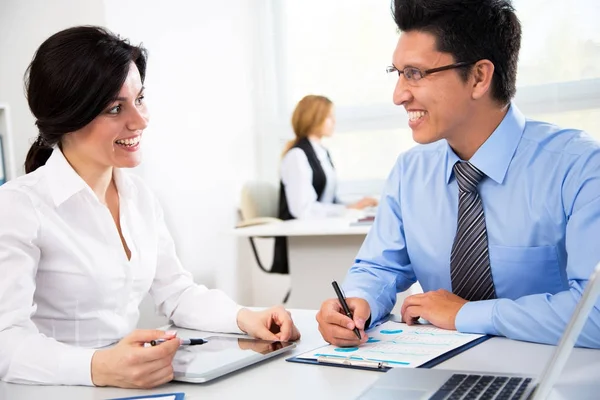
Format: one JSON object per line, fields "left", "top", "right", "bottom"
{"left": 386, "top": 61, "right": 476, "bottom": 83}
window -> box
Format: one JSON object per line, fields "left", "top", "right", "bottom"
{"left": 517, "top": 0, "right": 600, "bottom": 85}
{"left": 279, "top": 0, "right": 398, "bottom": 112}
{"left": 324, "top": 128, "right": 415, "bottom": 182}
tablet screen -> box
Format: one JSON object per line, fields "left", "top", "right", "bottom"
{"left": 172, "top": 336, "right": 295, "bottom": 381}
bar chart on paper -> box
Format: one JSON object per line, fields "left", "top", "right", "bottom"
{"left": 295, "top": 321, "right": 485, "bottom": 368}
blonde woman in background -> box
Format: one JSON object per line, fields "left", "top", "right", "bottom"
{"left": 270, "top": 95, "right": 378, "bottom": 276}
{"left": 278, "top": 95, "right": 378, "bottom": 221}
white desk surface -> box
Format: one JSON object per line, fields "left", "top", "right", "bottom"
{"left": 233, "top": 218, "right": 371, "bottom": 237}
{"left": 1, "top": 309, "right": 599, "bottom": 400}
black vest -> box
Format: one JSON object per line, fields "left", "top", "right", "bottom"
{"left": 272, "top": 138, "right": 335, "bottom": 275}
{"left": 278, "top": 137, "right": 334, "bottom": 220}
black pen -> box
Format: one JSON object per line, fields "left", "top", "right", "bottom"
{"left": 332, "top": 281, "right": 361, "bottom": 340}
{"left": 150, "top": 338, "right": 208, "bottom": 346}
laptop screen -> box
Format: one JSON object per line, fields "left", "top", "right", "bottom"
{"left": 533, "top": 262, "right": 600, "bottom": 400}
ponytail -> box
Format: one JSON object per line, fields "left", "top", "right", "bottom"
{"left": 24, "top": 138, "right": 53, "bottom": 174}
{"left": 281, "top": 139, "right": 298, "bottom": 157}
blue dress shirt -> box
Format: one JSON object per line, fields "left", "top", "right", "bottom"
{"left": 343, "top": 105, "right": 600, "bottom": 348}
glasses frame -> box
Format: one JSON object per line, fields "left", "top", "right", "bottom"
{"left": 386, "top": 61, "right": 477, "bottom": 82}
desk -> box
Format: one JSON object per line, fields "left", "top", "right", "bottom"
{"left": 1, "top": 310, "right": 598, "bottom": 400}
{"left": 233, "top": 218, "right": 371, "bottom": 309}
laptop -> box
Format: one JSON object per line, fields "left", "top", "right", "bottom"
{"left": 357, "top": 262, "right": 600, "bottom": 400}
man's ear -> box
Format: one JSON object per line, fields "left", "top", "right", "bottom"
{"left": 471, "top": 59, "right": 495, "bottom": 100}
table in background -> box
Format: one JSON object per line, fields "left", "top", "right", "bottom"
{"left": 233, "top": 218, "right": 371, "bottom": 309}
{"left": 234, "top": 218, "right": 422, "bottom": 309}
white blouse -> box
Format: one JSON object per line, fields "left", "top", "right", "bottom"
{"left": 280, "top": 139, "right": 346, "bottom": 218}
{"left": 0, "top": 149, "right": 243, "bottom": 386}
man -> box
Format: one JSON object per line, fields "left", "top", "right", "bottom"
{"left": 316, "top": 0, "right": 600, "bottom": 348}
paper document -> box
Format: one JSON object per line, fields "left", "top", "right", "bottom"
{"left": 350, "top": 215, "right": 375, "bottom": 227}
{"left": 296, "top": 321, "right": 484, "bottom": 368}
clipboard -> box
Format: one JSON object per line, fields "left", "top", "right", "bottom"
{"left": 287, "top": 324, "right": 490, "bottom": 372}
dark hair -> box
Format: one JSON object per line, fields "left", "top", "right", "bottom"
{"left": 24, "top": 26, "right": 147, "bottom": 173}
{"left": 391, "top": 0, "right": 521, "bottom": 105}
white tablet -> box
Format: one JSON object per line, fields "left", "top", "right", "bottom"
{"left": 172, "top": 336, "right": 296, "bottom": 383}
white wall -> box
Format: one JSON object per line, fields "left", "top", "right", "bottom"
{"left": 0, "top": 0, "right": 106, "bottom": 176}
{"left": 102, "top": 0, "right": 259, "bottom": 302}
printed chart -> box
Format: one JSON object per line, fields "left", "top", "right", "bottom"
{"left": 297, "top": 321, "right": 484, "bottom": 368}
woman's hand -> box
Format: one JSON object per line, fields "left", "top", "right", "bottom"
{"left": 236, "top": 306, "right": 301, "bottom": 342}
{"left": 348, "top": 197, "right": 378, "bottom": 210}
{"left": 91, "top": 329, "right": 180, "bottom": 389}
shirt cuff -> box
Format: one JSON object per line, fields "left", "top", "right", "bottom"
{"left": 223, "top": 304, "right": 245, "bottom": 334}
{"left": 60, "top": 347, "right": 98, "bottom": 386}
{"left": 455, "top": 299, "right": 500, "bottom": 336}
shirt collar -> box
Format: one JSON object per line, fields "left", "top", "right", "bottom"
{"left": 308, "top": 137, "right": 328, "bottom": 159}
{"left": 308, "top": 137, "right": 324, "bottom": 149}
{"left": 113, "top": 167, "right": 137, "bottom": 200}
{"left": 45, "top": 148, "right": 90, "bottom": 207}
{"left": 445, "top": 103, "right": 525, "bottom": 185}
{"left": 45, "top": 148, "right": 137, "bottom": 207}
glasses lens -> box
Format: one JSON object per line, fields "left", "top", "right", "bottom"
{"left": 404, "top": 67, "right": 422, "bottom": 81}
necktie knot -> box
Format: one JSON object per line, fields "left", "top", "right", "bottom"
{"left": 454, "top": 161, "right": 485, "bottom": 193}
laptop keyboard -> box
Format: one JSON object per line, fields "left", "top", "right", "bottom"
{"left": 430, "top": 374, "right": 533, "bottom": 400}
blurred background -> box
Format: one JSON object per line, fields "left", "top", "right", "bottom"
{"left": 0, "top": 0, "right": 599, "bottom": 325}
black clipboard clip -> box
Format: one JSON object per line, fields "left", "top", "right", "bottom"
{"left": 316, "top": 356, "right": 391, "bottom": 369}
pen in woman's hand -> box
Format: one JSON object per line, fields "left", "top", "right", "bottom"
{"left": 149, "top": 338, "right": 208, "bottom": 346}
{"left": 331, "top": 281, "right": 362, "bottom": 340}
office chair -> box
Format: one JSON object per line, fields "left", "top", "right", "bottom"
{"left": 238, "top": 181, "right": 291, "bottom": 304}
{"left": 238, "top": 181, "right": 281, "bottom": 227}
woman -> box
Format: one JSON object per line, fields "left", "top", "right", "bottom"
{"left": 272, "top": 95, "right": 378, "bottom": 275}
{"left": 278, "top": 95, "right": 377, "bottom": 220}
{"left": 0, "top": 26, "right": 299, "bottom": 388}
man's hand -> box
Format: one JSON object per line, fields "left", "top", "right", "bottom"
{"left": 316, "top": 297, "right": 370, "bottom": 346}
{"left": 401, "top": 289, "right": 468, "bottom": 330}
{"left": 91, "top": 329, "right": 180, "bottom": 389}
{"left": 237, "top": 306, "right": 301, "bottom": 342}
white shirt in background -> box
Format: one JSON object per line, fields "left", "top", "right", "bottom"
{"left": 280, "top": 139, "right": 346, "bottom": 218}
{"left": 0, "top": 149, "right": 243, "bottom": 386}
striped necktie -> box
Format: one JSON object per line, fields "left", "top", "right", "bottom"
{"left": 450, "top": 161, "right": 496, "bottom": 301}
